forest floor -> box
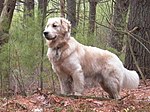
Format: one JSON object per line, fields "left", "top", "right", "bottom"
{"left": 0, "top": 79, "right": 150, "bottom": 112}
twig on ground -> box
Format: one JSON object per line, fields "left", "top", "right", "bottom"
{"left": 118, "top": 94, "right": 130, "bottom": 101}
{"left": 55, "top": 94, "right": 111, "bottom": 101}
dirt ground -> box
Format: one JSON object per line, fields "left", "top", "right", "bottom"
{"left": 0, "top": 79, "right": 150, "bottom": 112}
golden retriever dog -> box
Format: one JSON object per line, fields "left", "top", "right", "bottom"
{"left": 43, "top": 17, "right": 139, "bottom": 99}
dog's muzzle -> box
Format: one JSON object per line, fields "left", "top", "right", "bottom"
{"left": 43, "top": 31, "right": 49, "bottom": 37}
{"left": 43, "top": 31, "right": 56, "bottom": 40}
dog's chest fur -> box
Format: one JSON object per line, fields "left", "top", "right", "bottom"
{"left": 47, "top": 42, "right": 70, "bottom": 61}
{"left": 48, "top": 48, "right": 62, "bottom": 61}
{"left": 47, "top": 43, "right": 76, "bottom": 74}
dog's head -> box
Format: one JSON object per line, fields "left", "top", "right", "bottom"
{"left": 43, "top": 17, "right": 71, "bottom": 41}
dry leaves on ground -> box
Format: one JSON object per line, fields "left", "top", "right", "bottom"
{"left": 0, "top": 80, "right": 150, "bottom": 112}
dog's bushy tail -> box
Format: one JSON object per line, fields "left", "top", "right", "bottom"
{"left": 123, "top": 68, "right": 139, "bottom": 89}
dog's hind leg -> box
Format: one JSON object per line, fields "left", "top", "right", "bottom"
{"left": 57, "top": 74, "right": 73, "bottom": 95}
{"left": 100, "top": 78, "right": 121, "bottom": 99}
{"left": 99, "top": 69, "right": 121, "bottom": 99}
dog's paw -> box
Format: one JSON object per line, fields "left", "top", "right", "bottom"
{"left": 74, "top": 92, "right": 82, "bottom": 96}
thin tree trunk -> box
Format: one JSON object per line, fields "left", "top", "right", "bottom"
{"left": 0, "top": 0, "right": 4, "bottom": 15}
{"left": 66, "top": 0, "right": 76, "bottom": 36}
{"left": 0, "top": 0, "right": 16, "bottom": 96}
{"left": 24, "top": 0, "right": 34, "bottom": 18}
{"left": 0, "top": 0, "right": 16, "bottom": 46}
{"left": 38, "top": 0, "right": 47, "bottom": 17}
{"left": 88, "top": 0, "right": 97, "bottom": 34}
{"left": 83, "top": 0, "right": 86, "bottom": 36}
{"left": 109, "top": 0, "right": 129, "bottom": 52}
{"left": 125, "top": 0, "right": 150, "bottom": 78}
{"left": 76, "top": 0, "right": 81, "bottom": 25}
{"left": 38, "top": 0, "right": 47, "bottom": 90}
{"left": 23, "top": 0, "right": 34, "bottom": 39}
{"left": 60, "top": 0, "right": 65, "bottom": 18}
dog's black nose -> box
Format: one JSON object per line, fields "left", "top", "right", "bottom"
{"left": 43, "top": 31, "right": 49, "bottom": 37}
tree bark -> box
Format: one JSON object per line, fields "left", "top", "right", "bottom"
{"left": 38, "top": 0, "right": 47, "bottom": 16}
{"left": 66, "top": 0, "right": 76, "bottom": 36}
{"left": 88, "top": 0, "right": 97, "bottom": 34}
{"left": 0, "top": 0, "right": 16, "bottom": 96}
{"left": 83, "top": 0, "right": 86, "bottom": 35}
{"left": 125, "top": 0, "right": 150, "bottom": 78}
{"left": 60, "top": 0, "right": 65, "bottom": 18}
{"left": 24, "top": 0, "right": 34, "bottom": 18}
{"left": 0, "top": 0, "right": 4, "bottom": 15}
{"left": 0, "top": 0, "right": 16, "bottom": 46}
{"left": 38, "top": 0, "right": 47, "bottom": 90}
{"left": 109, "top": 0, "right": 129, "bottom": 52}
{"left": 76, "top": 0, "right": 81, "bottom": 25}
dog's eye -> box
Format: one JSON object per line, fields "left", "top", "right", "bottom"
{"left": 52, "top": 24, "right": 57, "bottom": 28}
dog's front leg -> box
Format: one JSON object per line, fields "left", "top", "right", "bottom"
{"left": 57, "top": 74, "right": 73, "bottom": 95}
{"left": 72, "top": 69, "right": 84, "bottom": 95}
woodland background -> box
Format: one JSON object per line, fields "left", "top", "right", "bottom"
{"left": 0, "top": 0, "right": 150, "bottom": 111}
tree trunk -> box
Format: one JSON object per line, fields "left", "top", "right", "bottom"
{"left": 109, "top": 0, "right": 129, "bottom": 52}
{"left": 0, "top": 0, "right": 16, "bottom": 46}
{"left": 66, "top": 0, "right": 76, "bottom": 36}
{"left": 38, "top": 0, "right": 47, "bottom": 90}
{"left": 23, "top": 0, "right": 34, "bottom": 40}
{"left": 125, "top": 0, "right": 150, "bottom": 78}
{"left": 76, "top": 0, "right": 81, "bottom": 25}
{"left": 0, "top": 0, "right": 4, "bottom": 15}
{"left": 60, "top": 0, "right": 65, "bottom": 18}
{"left": 24, "top": 0, "right": 34, "bottom": 18}
{"left": 0, "top": 0, "right": 16, "bottom": 96}
{"left": 88, "top": 0, "right": 97, "bottom": 34}
{"left": 38, "top": 0, "right": 47, "bottom": 16}
{"left": 83, "top": 0, "right": 86, "bottom": 35}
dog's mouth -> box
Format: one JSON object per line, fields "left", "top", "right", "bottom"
{"left": 45, "top": 35, "right": 57, "bottom": 40}
{"left": 48, "top": 36, "right": 56, "bottom": 40}
{"left": 43, "top": 31, "right": 57, "bottom": 40}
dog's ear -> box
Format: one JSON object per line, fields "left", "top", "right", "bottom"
{"left": 60, "top": 18, "right": 71, "bottom": 33}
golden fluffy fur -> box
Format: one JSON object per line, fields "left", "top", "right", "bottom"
{"left": 43, "top": 17, "right": 139, "bottom": 99}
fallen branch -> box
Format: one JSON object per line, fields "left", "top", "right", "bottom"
{"left": 118, "top": 94, "right": 130, "bottom": 101}
{"left": 55, "top": 94, "right": 111, "bottom": 101}
{"left": 2, "top": 100, "right": 27, "bottom": 110}
{"left": 127, "top": 38, "right": 147, "bottom": 86}
{"left": 15, "top": 101, "right": 27, "bottom": 110}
